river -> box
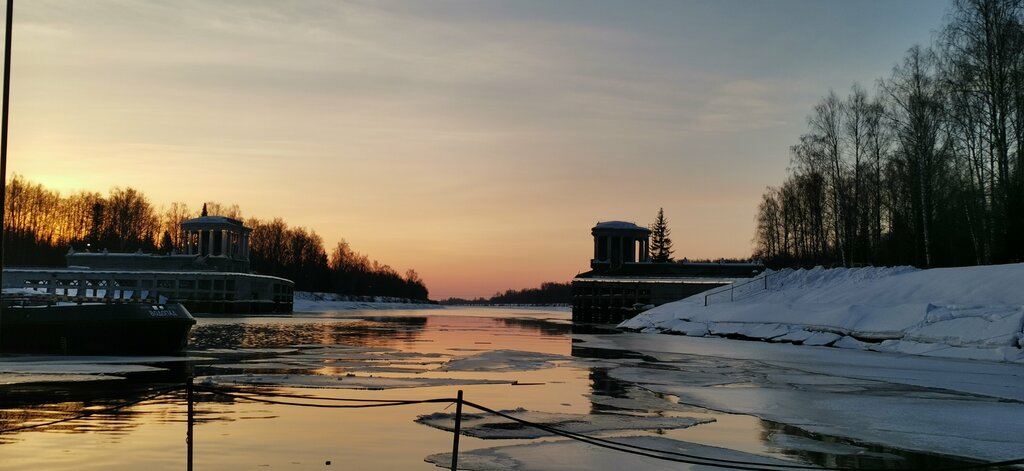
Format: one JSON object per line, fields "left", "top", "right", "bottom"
{"left": 0, "top": 307, "right": 1011, "bottom": 470}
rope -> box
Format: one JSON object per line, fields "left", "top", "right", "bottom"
{"left": 194, "top": 385, "right": 445, "bottom": 404}
{"left": 458, "top": 399, "right": 1024, "bottom": 471}
{"left": 3, "top": 381, "right": 1022, "bottom": 471}
{"left": 194, "top": 385, "right": 456, "bottom": 409}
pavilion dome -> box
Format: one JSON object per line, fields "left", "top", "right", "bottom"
{"left": 593, "top": 221, "right": 650, "bottom": 232}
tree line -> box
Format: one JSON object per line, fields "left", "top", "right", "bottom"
{"left": 442, "top": 282, "right": 572, "bottom": 305}
{"left": 754, "top": 0, "right": 1024, "bottom": 268}
{"left": 2, "top": 175, "right": 429, "bottom": 300}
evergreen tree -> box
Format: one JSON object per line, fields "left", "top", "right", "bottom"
{"left": 159, "top": 230, "right": 175, "bottom": 253}
{"left": 649, "top": 208, "right": 674, "bottom": 262}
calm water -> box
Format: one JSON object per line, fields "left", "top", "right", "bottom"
{"left": 0, "top": 308, "right": 995, "bottom": 470}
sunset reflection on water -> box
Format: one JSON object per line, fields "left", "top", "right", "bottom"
{"left": 0, "top": 308, "right": 586, "bottom": 470}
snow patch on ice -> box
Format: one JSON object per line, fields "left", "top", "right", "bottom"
{"left": 425, "top": 435, "right": 808, "bottom": 471}
{"left": 0, "top": 373, "right": 125, "bottom": 385}
{"left": 439, "top": 350, "right": 573, "bottom": 372}
{"left": 416, "top": 408, "right": 712, "bottom": 439}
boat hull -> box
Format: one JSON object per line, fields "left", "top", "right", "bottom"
{"left": 0, "top": 303, "right": 196, "bottom": 355}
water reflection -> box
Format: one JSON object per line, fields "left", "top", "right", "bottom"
{"left": 189, "top": 317, "right": 429, "bottom": 349}
{"left": 0, "top": 385, "right": 181, "bottom": 444}
{"left": 0, "top": 310, "right": 1006, "bottom": 470}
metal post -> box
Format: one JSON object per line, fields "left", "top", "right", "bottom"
{"left": 450, "top": 390, "right": 463, "bottom": 471}
{"left": 187, "top": 377, "right": 194, "bottom": 471}
{"left": 0, "top": 0, "right": 15, "bottom": 347}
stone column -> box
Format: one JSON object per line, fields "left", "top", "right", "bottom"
{"left": 207, "top": 230, "right": 215, "bottom": 257}
{"left": 221, "top": 230, "right": 229, "bottom": 257}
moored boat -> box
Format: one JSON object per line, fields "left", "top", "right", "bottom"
{"left": 0, "top": 302, "right": 196, "bottom": 355}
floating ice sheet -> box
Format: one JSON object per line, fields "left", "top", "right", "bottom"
{"left": 586, "top": 389, "right": 704, "bottom": 413}
{"left": 767, "top": 432, "right": 903, "bottom": 460}
{"left": 0, "top": 361, "right": 165, "bottom": 375}
{"left": 439, "top": 350, "right": 575, "bottom": 372}
{"left": 0, "top": 373, "right": 125, "bottom": 385}
{"left": 425, "top": 435, "right": 808, "bottom": 471}
{"left": 416, "top": 407, "right": 712, "bottom": 439}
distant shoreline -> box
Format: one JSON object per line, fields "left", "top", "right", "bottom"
{"left": 293, "top": 291, "right": 440, "bottom": 313}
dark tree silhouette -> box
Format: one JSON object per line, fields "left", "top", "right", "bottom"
{"left": 754, "top": 0, "right": 1024, "bottom": 269}
{"left": 649, "top": 207, "right": 674, "bottom": 262}
{"left": 3, "top": 176, "right": 431, "bottom": 301}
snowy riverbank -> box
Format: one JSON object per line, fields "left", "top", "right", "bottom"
{"left": 620, "top": 264, "right": 1024, "bottom": 363}
{"left": 293, "top": 291, "right": 442, "bottom": 312}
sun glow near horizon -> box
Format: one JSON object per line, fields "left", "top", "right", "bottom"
{"left": 5, "top": 0, "right": 947, "bottom": 299}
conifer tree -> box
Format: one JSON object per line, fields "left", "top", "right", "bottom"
{"left": 649, "top": 208, "right": 674, "bottom": 262}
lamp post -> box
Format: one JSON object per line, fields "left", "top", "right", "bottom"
{"left": 0, "top": 0, "right": 13, "bottom": 346}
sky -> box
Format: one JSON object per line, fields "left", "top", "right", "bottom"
{"left": 5, "top": 0, "right": 949, "bottom": 299}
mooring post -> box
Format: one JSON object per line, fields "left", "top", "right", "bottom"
{"left": 186, "top": 377, "right": 194, "bottom": 471}
{"left": 450, "top": 390, "right": 463, "bottom": 471}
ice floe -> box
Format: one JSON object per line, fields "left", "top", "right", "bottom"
{"left": 578, "top": 333, "right": 1024, "bottom": 463}
{"left": 439, "top": 350, "right": 573, "bottom": 372}
{"left": 416, "top": 407, "right": 712, "bottom": 439}
{"left": 425, "top": 435, "right": 807, "bottom": 471}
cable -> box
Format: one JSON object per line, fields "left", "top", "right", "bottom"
{"left": 458, "top": 400, "right": 1024, "bottom": 471}
{"left": 194, "top": 385, "right": 444, "bottom": 404}
{"left": 192, "top": 384, "right": 1024, "bottom": 471}
{"left": 196, "top": 386, "right": 456, "bottom": 409}
{"left": 460, "top": 399, "right": 820, "bottom": 471}
{"left": 6, "top": 381, "right": 1020, "bottom": 471}
{"left": 0, "top": 385, "right": 181, "bottom": 434}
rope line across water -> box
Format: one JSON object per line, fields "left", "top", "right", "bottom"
{"left": 2, "top": 382, "right": 1022, "bottom": 471}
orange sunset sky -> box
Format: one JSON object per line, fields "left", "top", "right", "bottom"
{"left": 5, "top": 1, "right": 946, "bottom": 299}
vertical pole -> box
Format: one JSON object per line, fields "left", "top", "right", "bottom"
{"left": 187, "top": 377, "right": 194, "bottom": 471}
{"left": 450, "top": 390, "right": 463, "bottom": 471}
{"left": 0, "top": 0, "right": 14, "bottom": 347}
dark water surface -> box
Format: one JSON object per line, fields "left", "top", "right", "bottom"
{"left": 0, "top": 308, "right": 1002, "bottom": 470}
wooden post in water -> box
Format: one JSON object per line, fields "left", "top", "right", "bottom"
{"left": 187, "top": 377, "right": 194, "bottom": 471}
{"left": 450, "top": 390, "right": 463, "bottom": 471}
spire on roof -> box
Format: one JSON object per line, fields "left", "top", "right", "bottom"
{"left": 201, "top": 203, "right": 208, "bottom": 217}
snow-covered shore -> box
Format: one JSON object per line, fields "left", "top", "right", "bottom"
{"left": 293, "top": 291, "right": 442, "bottom": 312}
{"left": 620, "top": 264, "right": 1024, "bottom": 363}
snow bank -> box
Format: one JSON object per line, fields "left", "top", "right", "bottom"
{"left": 620, "top": 264, "right": 1024, "bottom": 362}
{"left": 293, "top": 291, "right": 442, "bottom": 312}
